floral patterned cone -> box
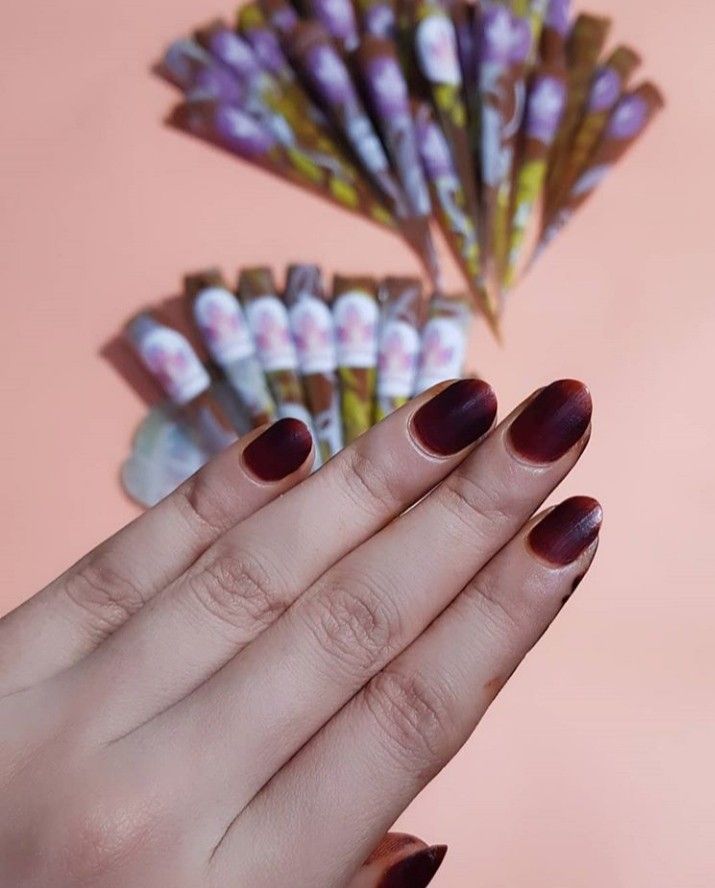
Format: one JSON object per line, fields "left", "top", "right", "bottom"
{"left": 284, "top": 264, "right": 344, "bottom": 462}
{"left": 375, "top": 277, "right": 424, "bottom": 420}
{"left": 415, "top": 293, "right": 472, "bottom": 394}
{"left": 185, "top": 268, "right": 277, "bottom": 428}
{"left": 332, "top": 275, "right": 380, "bottom": 444}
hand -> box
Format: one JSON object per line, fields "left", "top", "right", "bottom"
{"left": 0, "top": 378, "right": 599, "bottom": 887}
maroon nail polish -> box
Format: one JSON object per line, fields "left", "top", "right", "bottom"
{"left": 529, "top": 497, "right": 603, "bottom": 566}
{"left": 379, "top": 845, "right": 448, "bottom": 888}
{"left": 509, "top": 379, "right": 592, "bottom": 463}
{"left": 412, "top": 379, "right": 497, "bottom": 456}
{"left": 243, "top": 418, "right": 313, "bottom": 481}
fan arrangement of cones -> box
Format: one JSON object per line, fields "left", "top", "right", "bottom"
{"left": 158, "top": 0, "right": 663, "bottom": 332}
{"left": 121, "top": 265, "right": 469, "bottom": 505}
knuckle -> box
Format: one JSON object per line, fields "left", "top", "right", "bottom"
{"left": 437, "top": 471, "right": 515, "bottom": 541}
{"left": 304, "top": 572, "right": 401, "bottom": 679}
{"left": 363, "top": 669, "right": 457, "bottom": 777}
{"left": 462, "top": 569, "right": 524, "bottom": 645}
{"left": 338, "top": 446, "right": 403, "bottom": 519}
{"left": 189, "top": 549, "right": 287, "bottom": 638}
{"left": 173, "top": 471, "right": 227, "bottom": 539}
{"left": 62, "top": 552, "right": 146, "bottom": 640}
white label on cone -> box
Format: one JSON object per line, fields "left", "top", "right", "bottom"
{"left": 288, "top": 294, "right": 337, "bottom": 375}
{"left": 416, "top": 317, "right": 466, "bottom": 392}
{"left": 245, "top": 295, "right": 298, "bottom": 372}
{"left": 193, "top": 287, "right": 255, "bottom": 366}
{"left": 378, "top": 320, "right": 420, "bottom": 398}
{"left": 137, "top": 327, "right": 210, "bottom": 405}
{"left": 333, "top": 290, "right": 379, "bottom": 367}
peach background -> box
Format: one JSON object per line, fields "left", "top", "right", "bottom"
{"left": 1, "top": 0, "right": 713, "bottom": 883}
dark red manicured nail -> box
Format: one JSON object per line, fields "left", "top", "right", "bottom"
{"left": 509, "top": 379, "right": 592, "bottom": 463}
{"left": 412, "top": 379, "right": 497, "bottom": 456}
{"left": 243, "top": 418, "right": 313, "bottom": 481}
{"left": 379, "top": 845, "right": 448, "bottom": 888}
{"left": 529, "top": 496, "right": 603, "bottom": 566}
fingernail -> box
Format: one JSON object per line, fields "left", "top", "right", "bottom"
{"left": 412, "top": 379, "right": 497, "bottom": 456}
{"left": 529, "top": 496, "right": 603, "bottom": 566}
{"left": 243, "top": 418, "right": 313, "bottom": 481}
{"left": 509, "top": 379, "right": 592, "bottom": 463}
{"left": 379, "top": 845, "right": 448, "bottom": 888}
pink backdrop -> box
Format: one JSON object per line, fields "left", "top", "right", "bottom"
{"left": 1, "top": 0, "right": 713, "bottom": 883}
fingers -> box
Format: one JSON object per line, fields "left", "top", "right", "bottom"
{"left": 0, "top": 419, "right": 313, "bottom": 697}
{"left": 348, "top": 834, "right": 447, "bottom": 888}
{"left": 219, "top": 497, "right": 601, "bottom": 886}
{"left": 62, "top": 380, "right": 497, "bottom": 738}
{"left": 158, "top": 381, "right": 591, "bottom": 822}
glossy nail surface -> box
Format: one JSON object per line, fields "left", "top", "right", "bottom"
{"left": 379, "top": 845, "right": 448, "bottom": 888}
{"left": 509, "top": 379, "right": 592, "bottom": 463}
{"left": 412, "top": 379, "right": 497, "bottom": 456}
{"left": 243, "top": 418, "right": 313, "bottom": 481}
{"left": 529, "top": 496, "right": 603, "bottom": 566}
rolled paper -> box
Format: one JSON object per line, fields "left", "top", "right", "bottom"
{"left": 287, "top": 22, "right": 409, "bottom": 218}
{"left": 415, "top": 292, "right": 472, "bottom": 394}
{"left": 375, "top": 277, "right": 424, "bottom": 420}
{"left": 551, "top": 44, "right": 641, "bottom": 215}
{"left": 477, "top": 3, "right": 533, "bottom": 291}
{"left": 545, "top": 13, "right": 611, "bottom": 209}
{"left": 356, "top": 0, "right": 397, "bottom": 40}
{"left": 332, "top": 275, "right": 380, "bottom": 443}
{"left": 185, "top": 269, "right": 277, "bottom": 428}
{"left": 283, "top": 264, "right": 344, "bottom": 461}
{"left": 413, "top": 0, "right": 480, "bottom": 237}
{"left": 354, "top": 36, "right": 440, "bottom": 283}
{"left": 126, "top": 313, "right": 238, "bottom": 456}
{"left": 237, "top": 267, "right": 317, "bottom": 437}
{"left": 412, "top": 101, "right": 497, "bottom": 329}
{"left": 540, "top": 82, "right": 665, "bottom": 250}
{"left": 305, "top": 0, "right": 361, "bottom": 52}
{"left": 504, "top": 65, "right": 567, "bottom": 288}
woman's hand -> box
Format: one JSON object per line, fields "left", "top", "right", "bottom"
{"left": 0, "top": 378, "right": 599, "bottom": 887}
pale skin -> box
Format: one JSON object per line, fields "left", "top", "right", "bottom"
{"left": 0, "top": 378, "right": 599, "bottom": 887}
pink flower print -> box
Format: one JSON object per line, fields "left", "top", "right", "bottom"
{"left": 203, "top": 301, "right": 241, "bottom": 346}
{"left": 145, "top": 342, "right": 190, "bottom": 391}
{"left": 294, "top": 311, "right": 330, "bottom": 353}
{"left": 254, "top": 309, "right": 291, "bottom": 353}
{"left": 336, "top": 304, "right": 375, "bottom": 347}
{"left": 379, "top": 329, "right": 414, "bottom": 375}
{"left": 421, "top": 327, "right": 453, "bottom": 371}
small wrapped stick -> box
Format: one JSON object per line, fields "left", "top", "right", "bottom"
{"left": 504, "top": 66, "right": 567, "bottom": 288}
{"left": 551, "top": 45, "right": 642, "bottom": 214}
{"left": 540, "top": 82, "right": 665, "bottom": 250}
{"left": 126, "top": 313, "right": 238, "bottom": 456}
{"left": 237, "top": 267, "right": 318, "bottom": 453}
{"left": 185, "top": 269, "right": 277, "bottom": 428}
{"left": 284, "top": 264, "right": 344, "bottom": 462}
{"left": 375, "top": 277, "right": 424, "bottom": 420}
{"left": 415, "top": 293, "right": 472, "bottom": 394}
{"left": 332, "top": 275, "right": 380, "bottom": 443}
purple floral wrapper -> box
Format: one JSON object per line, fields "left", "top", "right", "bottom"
{"left": 354, "top": 36, "right": 440, "bottom": 284}
{"left": 477, "top": 3, "right": 533, "bottom": 294}
{"left": 412, "top": 101, "right": 497, "bottom": 329}
{"left": 504, "top": 65, "right": 567, "bottom": 287}
{"left": 375, "top": 276, "right": 424, "bottom": 420}
{"left": 551, "top": 45, "right": 641, "bottom": 215}
{"left": 545, "top": 13, "right": 611, "bottom": 211}
{"left": 332, "top": 274, "right": 380, "bottom": 443}
{"left": 305, "top": 0, "right": 361, "bottom": 52}
{"left": 540, "top": 82, "right": 665, "bottom": 250}
{"left": 283, "top": 264, "right": 344, "bottom": 461}
{"left": 185, "top": 269, "right": 277, "bottom": 428}
{"left": 356, "top": 0, "right": 397, "bottom": 40}
{"left": 126, "top": 313, "right": 238, "bottom": 456}
{"left": 414, "top": 292, "right": 472, "bottom": 394}
{"left": 288, "top": 22, "right": 408, "bottom": 219}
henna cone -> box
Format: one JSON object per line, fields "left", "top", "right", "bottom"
{"left": 415, "top": 292, "right": 472, "bottom": 394}
{"left": 375, "top": 277, "right": 424, "bottom": 420}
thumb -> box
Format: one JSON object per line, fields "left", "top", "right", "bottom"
{"left": 347, "top": 833, "right": 447, "bottom": 888}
